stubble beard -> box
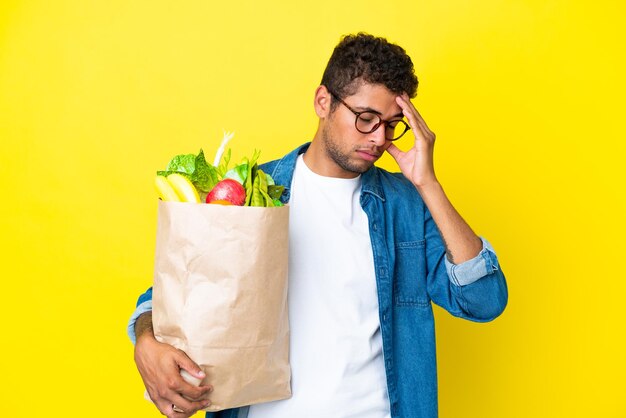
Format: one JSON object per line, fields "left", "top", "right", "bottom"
{"left": 321, "top": 125, "right": 373, "bottom": 175}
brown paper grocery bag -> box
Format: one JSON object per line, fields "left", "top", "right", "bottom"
{"left": 151, "top": 200, "right": 291, "bottom": 411}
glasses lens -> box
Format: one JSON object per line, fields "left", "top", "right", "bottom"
{"left": 355, "top": 112, "right": 381, "bottom": 134}
{"left": 386, "top": 120, "right": 409, "bottom": 140}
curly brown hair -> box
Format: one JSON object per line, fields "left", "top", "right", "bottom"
{"left": 321, "top": 33, "right": 418, "bottom": 111}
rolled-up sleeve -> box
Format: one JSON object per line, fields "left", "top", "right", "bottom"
{"left": 126, "top": 287, "right": 153, "bottom": 345}
{"left": 425, "top": 202, "right": 508, "bottom": 322}
{"left": 444, "top": 237, "right": 500, "bottom": 286}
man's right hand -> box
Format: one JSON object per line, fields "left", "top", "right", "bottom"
{"left": 134, "top": 313, "right": 213, "bottom": 418}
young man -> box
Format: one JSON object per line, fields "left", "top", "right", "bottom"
{"left": 129, "top": 33, "right": 508, "bottom": 418}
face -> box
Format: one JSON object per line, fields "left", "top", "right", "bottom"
{"left": 320, "top": 83, "right": 403, "bottom": 177}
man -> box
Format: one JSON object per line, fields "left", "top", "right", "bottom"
{"left": 129, "top": 33, "right": 508, "bottom": 418}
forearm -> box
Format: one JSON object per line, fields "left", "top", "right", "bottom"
{"left": 135, "top": 311, "right": 155, "bottom": 342}
{"left": 417, "top": 181, "right": 482, "bottom": 264}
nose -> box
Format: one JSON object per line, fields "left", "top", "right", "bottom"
{"left": 368, "top": 123, "right": 387, "bottom": 146}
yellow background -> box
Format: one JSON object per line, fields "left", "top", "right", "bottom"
{"left": 1, "top": 0, "right": 624, "bottom": 417}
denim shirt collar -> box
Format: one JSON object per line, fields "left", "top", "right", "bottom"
{"left": 269, "top": 142, "right": 386, "bottom": 203}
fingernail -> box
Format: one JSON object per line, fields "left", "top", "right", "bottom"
{"left": 197, "top": 370, "right": 205, "bottom": 377}
{"left": 208, "top": 386, "right": 214, "bottom": 393}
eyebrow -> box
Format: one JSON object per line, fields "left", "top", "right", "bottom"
{"left": 354, "top": 106, "right": 404, "bottom": 119}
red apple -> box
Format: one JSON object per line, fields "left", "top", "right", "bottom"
{"left": 206, "top": 179, "right": 246, "bottom": 206}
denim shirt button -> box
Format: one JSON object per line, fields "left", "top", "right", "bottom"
{"left": 372, "top": 222, "right": 378, "bottom": 231}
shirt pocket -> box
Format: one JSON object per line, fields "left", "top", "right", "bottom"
{"left": 393, "top": 240, "right": 429, "bottom": 307}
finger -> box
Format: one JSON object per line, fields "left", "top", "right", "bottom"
{"left": 179, "top": 368, "right": 214, "bottom": 399}
{"left": 395, "top": 96, "right": 435, "bottom": 158}
{"left": 169, "top": 403, "right": 193, "bottom": 418}
{"left": 385, "top": 143, "right": 404, "bottom": 161}
{"left": 396, "top": 96, "right": 424, "bottom": 133}
{"left": 399, "top": 94, "right": 433, "bottom": 135}
{"left": 153, "top": 398, "right": 183, "bottom": 418}
{"left": 175, "top": 352, "right": 206, "bottom": 381}
{"left": 181, "top": 385, "right": 213, "bottom": 402}
{"left": 152, "top": 388, "right": 204, "bottom": 418}
{"left": 170, "top": 392, "right": 211, "bottom": 414}
{"left": 173, "top": 352, "right": 213, "bottom": 398}
{"left": 176, "top": 377, "right": 212, "bottom": 400}
{"left": 156, "top": 370, "right": 209, "bottom": 405}
{"left": 167, "top": 377, "right": 212, "bottom": 401}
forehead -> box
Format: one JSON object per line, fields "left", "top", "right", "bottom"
{"left": 344, "top": 83, "right": 402, "bottom": 115}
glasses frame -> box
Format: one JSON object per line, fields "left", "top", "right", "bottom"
{"left": 327, "top": 89, "right": 410, "bottom": 141}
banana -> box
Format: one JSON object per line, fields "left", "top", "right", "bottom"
{"left": 166, "top": 173, "right": 201, "bottom": 203}
{"left": 155, "top": 175, "right": 181, "bottom": 202}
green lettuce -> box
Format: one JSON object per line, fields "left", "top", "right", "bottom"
{"left": 224, "top": 162, "right": 249, "bottom": 185}
{"left": 158, "top": 149, "right": 218, "bottom": 193}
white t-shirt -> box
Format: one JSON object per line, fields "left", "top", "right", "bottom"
{"left": 247, "top": 155, "right": 391, "bottom": 418}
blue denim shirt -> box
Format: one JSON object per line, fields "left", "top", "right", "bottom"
{"left": 129, "top": 143, "right": 508, "bottom": 418}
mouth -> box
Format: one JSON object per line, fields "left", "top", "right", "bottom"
{"left": 355, "top": 149, "right": 381, "bottom": 162}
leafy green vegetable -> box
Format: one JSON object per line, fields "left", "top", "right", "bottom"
{"left": 244, "top": 150, "right": 261, "bottom": 206}
{"left": 157, "top": 170, "right": 186, "bottom": 178}
{"left": 267, "top": 185, "right": 284, "bottom": 200}
{"left": 257, "top": 170, "right": 274, "bottom": 207}
{"left": 216, "top": 148, "right": 232, "bottom": 179}
{"left": 166, "top": 153, "right": 196, "bottom": 174}
{"left": 191, "top": 150, "right": 219, "bottom": 192}
{"left": 224, "top": 162, "right": 249, "bottom": 185}
{"left": 160, "top": 149, "right": 218, "bottom": 193}
{"left": 250, "top": 174, "right": 264, "bottom": 207}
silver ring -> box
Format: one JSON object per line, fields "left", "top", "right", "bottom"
{"left": 172, "top": 404, "right": 185, "bottom": 413}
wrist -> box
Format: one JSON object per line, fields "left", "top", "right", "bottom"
{"left": 414, "top": 179, "right": 442, "bottom": 196}
{"left": 135, "top": 329, "right": 159, "bottom": 356}
{"left": 135, "top": 328, "right": 156, "bottom": 347}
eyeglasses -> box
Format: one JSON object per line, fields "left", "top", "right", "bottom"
{"left": 327, "top": 89, "right": 410, "bottom": 141}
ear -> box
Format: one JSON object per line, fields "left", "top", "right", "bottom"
{"left": 313, "top": 85, "right": 332, "bottom": 118}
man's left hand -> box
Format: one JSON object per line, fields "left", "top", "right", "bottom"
{"left": 386, "top": 92, "right": 438, "bottom": 190}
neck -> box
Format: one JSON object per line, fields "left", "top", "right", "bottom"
{"left": 303, "top": 130, "right": 360, "bottom": 179}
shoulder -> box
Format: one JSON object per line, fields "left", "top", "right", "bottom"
{"left": 259, "top": 159, "right": 279, "bottom": 173}
{"left": 258, "top": 143, "right": 310, "bottom": 188}
{"left": 258, "top": 143, "right": 310, "bottom": 174}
